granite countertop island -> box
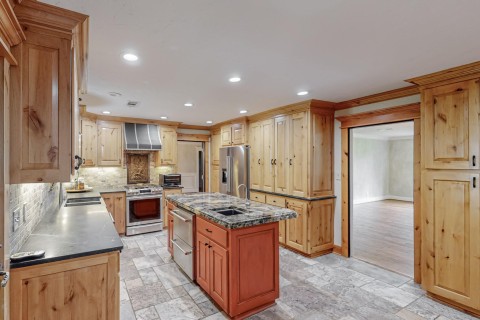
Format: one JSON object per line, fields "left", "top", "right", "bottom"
{"left": 11, "top": 197, "right": 124, "bottom": 269}
{"left": 166, "top": 192, "right": 297, "bottom": 229}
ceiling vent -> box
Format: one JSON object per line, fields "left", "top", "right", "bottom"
{"left": 127, "top": 100, "right": 139, "bottom": 107}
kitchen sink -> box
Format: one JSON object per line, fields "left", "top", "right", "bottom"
{"left": 212, "top": 206, "right": 246, "bottom": 216}
{"left": 65, "top": 197, "right": 102, "bottom": 207}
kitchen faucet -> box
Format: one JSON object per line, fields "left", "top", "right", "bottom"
{"left": 237, "top": 184, "right": 250, "bottom": 207}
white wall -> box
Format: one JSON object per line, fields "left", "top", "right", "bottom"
{"left": 332, "top": 94, "right": 420, "bottom": 246}
{"left": 389, "top": 138, "right": 413, "bottom": 199}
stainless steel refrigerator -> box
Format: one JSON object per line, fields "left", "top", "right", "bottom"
{"left": 219, "top": 145, "right": 250, "bottom": 199}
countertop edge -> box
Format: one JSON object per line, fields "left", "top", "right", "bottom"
{"left": 250, "top": 189, "right": 337, "bottom": 201}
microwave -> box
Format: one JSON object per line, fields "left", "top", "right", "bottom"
{"left": 159, "top": 174, "right": 181, "bottom": 186}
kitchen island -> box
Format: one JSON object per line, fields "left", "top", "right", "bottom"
{"left": 166, "top": 192, "right": 296, "bottom": 320}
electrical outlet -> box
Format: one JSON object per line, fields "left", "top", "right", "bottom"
{"left": 23, "top": 203, "right": 27, "bottom": 223}
{"left": 12, "top": 208, "right": 21, "bottom": 232}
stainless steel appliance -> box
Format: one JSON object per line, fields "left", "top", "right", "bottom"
{"left": 171, "top": 208, "right": 195, "bottom": 280}
{"left": 125, "top": 184, "right": 163, "bottom": 236}
{"left": 219, "top": 145, "right": 250, "bottom": 198}
{"left": 159, "top": 173, "right": 182, "bottom": 187}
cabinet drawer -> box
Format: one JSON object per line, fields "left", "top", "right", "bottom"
{"left": 250, "top": 191, "right": 266, "bottom": 203}
{"left": 266, "top": 194, "right": 286, "bottom": 207}
{"left": 197, "top": 217, "right": 228, "bottom": 248}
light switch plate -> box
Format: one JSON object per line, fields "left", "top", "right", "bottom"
{"left": 13, "top": 208, "right": 21, "bottom": 232}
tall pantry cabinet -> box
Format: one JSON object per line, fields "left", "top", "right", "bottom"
{"left": 409, "top": 72, "right": 480, "bottom": 312}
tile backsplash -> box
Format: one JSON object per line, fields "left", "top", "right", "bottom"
{"left": 9, "top": 183, "right": 60, "bottom": 254}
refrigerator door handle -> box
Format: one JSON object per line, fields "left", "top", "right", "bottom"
{"left": 226, "top": 155, "right": 231, "bottom": 193}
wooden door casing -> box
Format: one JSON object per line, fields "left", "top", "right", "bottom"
{"left": 422, "top": 171, "right": 480, "bottom": 308}
{"left": 423, "top": 80, "right": 480, "bottom": 170}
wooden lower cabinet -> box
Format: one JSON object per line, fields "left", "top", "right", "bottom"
{"left": 163, "top": 188, "right": 183, "bottom": 228}
{"left": 196, "top": 216, "right": 279, "bottom": 318}
{"left": 422, "top": 171, "right": 480, "bottom": 310}
{"left": 101, "top": 192, "right": 126, "bottom": 234}
{"left": 10, "top": 252, "right": 120, "bottom": 320}
{"left": 251, "top": 192, "right": 334, "bottom": 257}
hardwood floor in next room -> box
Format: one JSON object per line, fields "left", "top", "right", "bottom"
{"left": 352, "top": 200, "right": 414, "bottom": 277}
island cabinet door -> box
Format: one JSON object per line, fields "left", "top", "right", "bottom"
{"left": 209, "top": 242, "right": 229, "bottom": 310}
{"left": 285, "top": 199, "right": 308, "bottom": 252}
{"left": 168, "top": 212, "right": 174, "bottom": 255}
{"left": 196, "top": 232, "right": 210, "bottom": 292}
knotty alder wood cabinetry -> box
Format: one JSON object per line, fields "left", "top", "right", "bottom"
{"left": 101, "top": 192, "right": 126, "bottom": 234}
{"left": 221, "top": 122, "right": 246, "bottom": 146}
{"left": 196, "top": 216, "right": 279, "bottom": 319}
{"left": 9, "top": 2, "right": 88, "bottom": 183}
{"left": 10, "top": 252, "right": 120, "bottom": 320}
{"left": 156, "top": 127, "right": 178, "bottom": 165}
{"left": 97, "top": 121, "right": 123, "bottom": 166}
{"left": 411, "top": 71, "right": 480, "bottom": 313}
{"left": 81, "top": 118, "right": 97, "bottom": 166}
{"left": 251, "top": 192, "right": 334, "bottom": 257}
{"left": 249, "top": 101, "right": 334, "bottom": 198}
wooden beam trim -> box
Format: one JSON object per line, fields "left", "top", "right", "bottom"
{"left": 336, "top": 103, "right": 420, "bottom": 128}
{"left": 406, "top": 60, "right": 480, "bottom": 86}
{"left": 178, "top": 123, "right": 211, "bottom": 130}
{"left": 177, "top": 133, "right": 210, "bottom": 142}
{"left": 335, "top": 85, "right": 419, "bottom": 110}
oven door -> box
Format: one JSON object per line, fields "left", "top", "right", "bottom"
{"left": 126, "top": 194, "right": 163, "bottom": 227}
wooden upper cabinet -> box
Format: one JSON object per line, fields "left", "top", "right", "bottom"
{"left": 211, "top": 130, "right": 221, "bottom": 165}
{"left": 81, "top": 119, "right": 97, "bottom": 166}
{"left": 97, "top": 121, "right": 122, "bottom": 166}
{"left": 261, "top": 119, "right": 275, "bottom": 193}
{"left": 158, "top": 127, "right": 177, "bottom": 165}
{"left": 422, "top": 171, "right": 480, "bottom": 308}
{"left": 221, "top": 123, "right": 245, "bottom": 146}
{"left": 274, "top": 116, "right": 289, "bottom": 194}
{"left": 10, "top": 30, "right": 72, "bottom": 183}
{"left": 249, "top": 121, "right": 263, "bottom": 190}
{"left": 289, "top": 112, "right": 308, "bottom": 197}
{"left": 423, "top": 79, "right": 480, "bottom": 170}
{"left": 310, "top": 111, "right": 334, "bottom": 196}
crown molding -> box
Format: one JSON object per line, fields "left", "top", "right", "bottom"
{"left": 335, "top": 85, "right": 420, "bottom": 110}
{"left": 0, "top": 0, "right": 25, "bottom": 64}
{"left": 406, "top": 61, "right": 480, "bottom": 87}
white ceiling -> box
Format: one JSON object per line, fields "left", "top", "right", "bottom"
{"left": 352, "top": 121, "right": 413, "bottom": 140}
{"left": 42, "top": 0, "right": 480, "bottom": 125}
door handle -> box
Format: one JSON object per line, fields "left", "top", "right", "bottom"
{"left": 289, "top": 159, "right": 292, "bottom": 166}
{"left": 474, "top": 177, "right": 477, "bottom": 188}
{"left": 271, "top": 159, "right": 273, "bottom": 165}
{"left": 0, "top": 271, "right": 9, "bottom": 288}
{"left": 473, "top": 155, "right": 476, "bottom": 167}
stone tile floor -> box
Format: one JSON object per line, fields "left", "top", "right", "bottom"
{"left": 120, "top": 231, "right": 475, "bottom": 320}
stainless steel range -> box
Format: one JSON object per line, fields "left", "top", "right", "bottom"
{"left": 125, "top": 184, "right": 164, "bottom": 236}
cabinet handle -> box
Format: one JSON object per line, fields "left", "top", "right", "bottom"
{"left": 473, "top": 155, "right": 476, "bottom": 167}
{"left": 258, "top": 159, "right": 261, "bottom": 165}
{"left": 273, "top": 159, "right": 277, "bottom": 165}
{"left": 204, "top": 243, "right": 209, "bottom": 246}
{"left": 205, "top": 228, "right": 213, "bottom": 233}
{"left": 289, "top": 159, "right": 292, "bottom": 166}
{"left": 271, "top": 159, "right": 274, "bottom": 165}
{"left": 474, "top": 177, "right": 477, "bottom": 188}
{"left": 208, "top": 245, "right": 212, "bottom": 248}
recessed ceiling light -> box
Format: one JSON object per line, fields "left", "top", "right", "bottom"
{"left": 297, "top": 91, "right": 309, "bottom": 96}
{"left": 229, "top": 77, "right": 241, "bottom": 83}
{"left": 160, "top": 116, "right": 168, "bottom": 120}
{"left": 206, "top": 120, "right": 213, "bottom": 124}
{"left": 108, "top": 92, "right": 122, "bottom": 97}
{"left": 102, "top": 111, "right": 111, "bottom": 114}
{"left": 239, "top": 110, "right": 247, "bottom": 114}
{"left": 123, "top": 53, "right": 138, "bottom": 61}
{"left": 184, "top": 103, "right": 193, "bottom": 107}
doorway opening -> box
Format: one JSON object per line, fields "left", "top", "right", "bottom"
{"left": 350, "top": 121, "right": 414, "bottom": 277}
{"left": 177, "top": 141, "right": 204, "bottom": 192}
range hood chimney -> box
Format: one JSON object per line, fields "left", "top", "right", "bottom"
{"left": 124, "top": 123, "right": 162, "bottom": 151}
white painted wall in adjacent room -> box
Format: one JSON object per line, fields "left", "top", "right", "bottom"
{"left": 389, "top": 138, "right": 414, "bottom": 200}
{"left": 332, "top": 95, "right": 420, "bottom": 246}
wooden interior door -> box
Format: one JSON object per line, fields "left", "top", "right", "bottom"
{"left": 289, "top": 112, "right": 308, "bottom": 197}
{"left": 209, "top": 242, "right": 228, "bottom": 310}
{"left": 274, "top": 116, "right": 289, "bottom": 194}
{"left": 97, "top": 121, "right": 122, "bottom": 166}
{"left": 196, "top": 233, "right": 210, "bottom": 292}
{"left": 422, "top": 171, "right": 480, "bottom": 308}
{"left": 249, "top": 122, "right": 263, "bottom": 190}
{"left": 423, "top": 80, "right": 479, "bottom": 170}
{"left": 285, "top": 199, "right": 308, "bottom": 252}
{"left": 262, "top": 119, "right": 275, "bottom": 193}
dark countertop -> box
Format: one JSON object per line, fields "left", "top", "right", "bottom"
{"left": 166, "top": 192, "right": 297, "bottom": 229}
{"left": 11, "top": 199, "right": 124, "bottom": 269}
{"left": 250, "top": 188, "right": 337, "bottom": 201}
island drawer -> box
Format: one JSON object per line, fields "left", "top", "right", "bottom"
{"left": 266, "top": 194, "right": 286, "bottom": 207}
{"left": 250, "top": 191, "right": 266, "bottom": 203}
{"left": 197, "top": 217, "right": 228, "bottom": 248}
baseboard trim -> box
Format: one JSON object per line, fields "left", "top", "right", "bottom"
{"left": 353, "top": 195, "right": 413, "bottom": 204}
{"left": 333, "top": 245, "right": 343, "bottom": 255}
{"left": 427, "top": 292, "right": 480, "bottom": 318}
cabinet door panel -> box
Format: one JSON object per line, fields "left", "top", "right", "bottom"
{"left": 262, "top": 119, "right": 275, "bottom": 192}
{"left": 424, "top": 80, "right": 479, "bottom": 169}
{"left": 168, "top": 212, "right": 174, "bottom": 255}
{"left": 81, "top": 119, "right": 97, "bottom": 166}
{"left": 285, "top": 200, "right": 308, "bottom": 252}
{"left": 211, "top": 131, "right": 221, "bottom": 165}
{"left": 274, "top": 116, "right": 289, "bottom": 194}
{"left": 289, "top": 112, "right": 308, "bottom": 197}
{"left": 211, "top": 165, "right": 220, "bottom": 193}
{"left": 310, "top": 112, "right": 334, "bottom": 196}
{"left": 97, "top": 121, "right": 122, "bottom": 166}
{"left": 221, "top": 126, "right": 232, "bottom": 146}
{"left": 249, "top": 122, "right": 263, "bottom": 190}
{"left": 114, "top": 193, "right": 126, "bottom": 234}
{"left": 22, "top": 272, "right": 67, "bottom": 319}
{"left": 159, "top": 127, "right": 177, "bottom": 165}
{"left": 196, "top": 233, "right": 210, "bottom": 292}
{"left": 279, "top": 220, "right": 286, "bottom": 244}
{"left": 232, "top": 123, "right": 245, "bottom": 145}
{"left": 308, "top": 199, "right": 334, "bottom": 254}
{"left": 422, "top": 171, "right": 480, "bottom": 308}
{"left": 210, "top": 243, "right": 228, "bottom": 310}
